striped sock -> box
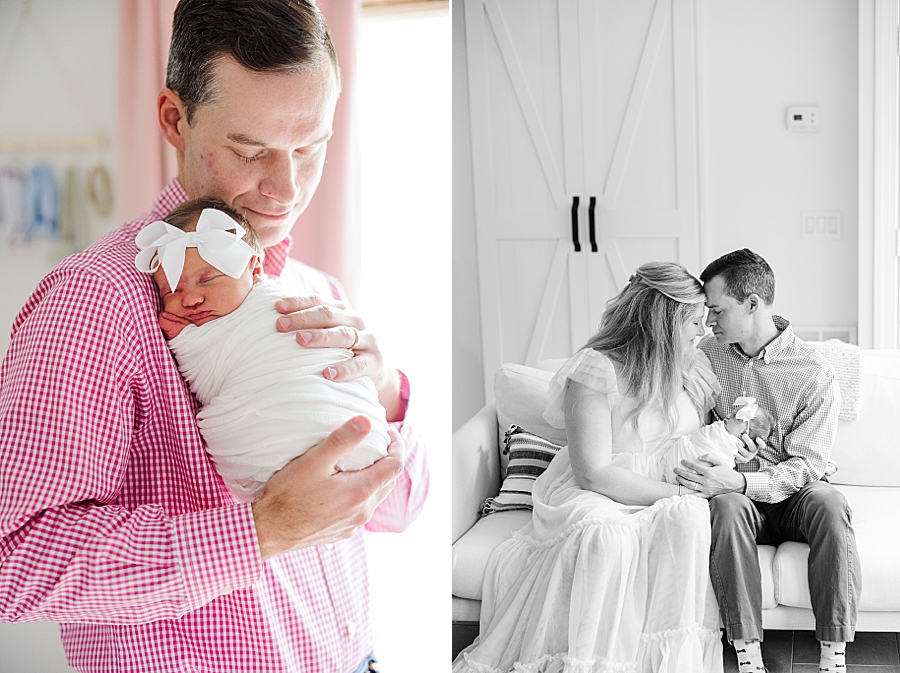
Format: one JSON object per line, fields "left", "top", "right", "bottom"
{"left": 819, "top": 641, "right": 846, "bottom": 672}
{"left": 733, "top": 639, "right": 766, "bottom": 673}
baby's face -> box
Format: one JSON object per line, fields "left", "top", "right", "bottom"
{"left": 153, "top": 247, "right": 261, "bottom": 327}
{"left": 724, "top": 416, "right": 749, "bottom": 438}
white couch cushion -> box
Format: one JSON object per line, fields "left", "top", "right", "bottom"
{"left": 773, "top": 484, "right": 900, "bottom": 611}
{"left": 451, "top": 509, "right": 532, "bottom": 600}
{"left": 758, "top": 545, "right": 778, "bottom": 610}
{"left": 830, "top": 351, "right": 900, "bottom": 487}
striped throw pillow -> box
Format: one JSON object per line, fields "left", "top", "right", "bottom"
{"left": 481, "top": 425, "right": 564, "bottom": 515}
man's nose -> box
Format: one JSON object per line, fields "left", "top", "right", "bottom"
{"left": 259, "top": 153, "right": 299, "bottom": 205}
{"left": 705, "top": 313, "right": 715, "bottom": 328}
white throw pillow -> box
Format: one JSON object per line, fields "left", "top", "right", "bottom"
{"left": 493, "top": 364, "right": 567, "bottom": 476}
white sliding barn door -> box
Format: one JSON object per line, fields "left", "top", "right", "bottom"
{"left": 465, "top": 0, "right": 701, "bottom": 401}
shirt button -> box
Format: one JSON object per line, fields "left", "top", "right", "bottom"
{"left": 219, "top": 586, "right": 233, "bottom": 596}
{"left": 346, "top": 621, "right": 357, "bottom": 636}
{"left": 324, "top": 543, "right": 334, "bottom": 550}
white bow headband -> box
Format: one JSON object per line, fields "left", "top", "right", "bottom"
{"left": 135, "top": 208, "right": 258, "bottom": 291}
{"left": 733, "top": 396, "right": 759, "bottom": 422}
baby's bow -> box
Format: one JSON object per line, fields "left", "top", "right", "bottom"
{"left": 733, "top": 396, "right": 759, "bottom": 422}
{"left": 135, "top": 208, "right": 258, "bottom": 290}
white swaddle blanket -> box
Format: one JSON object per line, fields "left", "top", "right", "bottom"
{"left": 657, "top": 421, "right": 742, "bottom": 484}
{"left": 168, "top": 279, "right": 390, "bottom": 502}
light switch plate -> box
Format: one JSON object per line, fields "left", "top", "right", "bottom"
{"left": 801, "top": 212, "right": 841, "bottom": 239}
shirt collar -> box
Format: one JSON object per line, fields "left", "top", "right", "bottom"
{"left": 263, "top": 236, "right": 292, "bottom": 277}
{"left": 727, "top": 314, "right": 792, "bottom": 363}
{"left": 150, "top": 178, "right": 190, "bottom": 219}
{"left": 151, "top": 178, "right": 293, "bottom": 277}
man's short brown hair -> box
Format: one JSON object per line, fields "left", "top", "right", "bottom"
{"left": 700, "top": 248, "right": 775, "bottom": 306}
{"left": 166, "top": 0, "right": 341, "bottom": 124}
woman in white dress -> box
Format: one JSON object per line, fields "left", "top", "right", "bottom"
{"left": 455, "top": 262, "right": 725, "bottom": 673}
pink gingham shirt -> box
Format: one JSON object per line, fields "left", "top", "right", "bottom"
{"left": 0, "top": 180, "right": 428, "bottom": 672}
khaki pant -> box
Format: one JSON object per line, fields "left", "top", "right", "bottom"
{"left": 709, "top": 480, "right": 861, "bottom": 643}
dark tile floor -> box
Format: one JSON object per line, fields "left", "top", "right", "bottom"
{"left": 722, "top": 631, "right": 900, "bottom": 673}
{"left": 452, "top": 625, "right": 900, "bottom": 671}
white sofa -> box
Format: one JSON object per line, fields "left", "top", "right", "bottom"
{"left": 452, "top": 349, "right": 900, "bottom": 633}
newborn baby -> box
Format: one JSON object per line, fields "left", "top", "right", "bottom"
{"left": 657, "top": 396, "right": 774, "bottom": 485}
{"left": 135, "top": 197, "right": 390, "bottom": 503}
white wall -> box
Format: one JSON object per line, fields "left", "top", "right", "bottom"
{"left": 0, "top": 0, "right": 119, "bottom": 358}
{"left": 453, "top": 0, "right": 861, "bottom": 429}
{"left": 452, "top": 0, "right": 484, "bottom": 431}
{"left": 700, "top": 0, "right": 858, "bottom": 331}
{"left": 0, "top": 2, "right": 116, "bottom": 670}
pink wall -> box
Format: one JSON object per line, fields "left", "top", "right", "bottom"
{"left": 115, "top": 0, "right": 178, "bottom": 224}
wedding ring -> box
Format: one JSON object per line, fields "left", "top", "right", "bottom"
{"left": 349, "top": 326, "right": 361, "bottom": 350}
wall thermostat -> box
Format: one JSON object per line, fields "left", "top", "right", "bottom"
{"left": 787, "top": 106, "right": 820, "bottom": 132}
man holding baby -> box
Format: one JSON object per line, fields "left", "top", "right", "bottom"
{"left": 676, "top": 249, "right": 861, "bottom": 673}
{"left": 0, "top": 1, "right": 426, "bottom": 672}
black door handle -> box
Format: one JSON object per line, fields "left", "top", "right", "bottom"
{"left": 571, "top": 196, "right": 581, "bottom": 252}
{"left": 588, "top": 196, "right": 597, "bottom": 252}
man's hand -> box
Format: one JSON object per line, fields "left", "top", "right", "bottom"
{"left": 274, "top": 295, "right": 402, "bottom": 419}
{"left": 251, "top": 416, "right": 405, "bottom": 562}
{"left": 674, "top": 453, "right": 746, "bottom": 498}
{"left": 735, "top": 434, "right": 765, "bottom": 464}
{"left": 158, "top": 311, "right": 191, "bottom": 340}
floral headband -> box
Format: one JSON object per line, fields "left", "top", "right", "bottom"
{"left": 733, "top": 396, "right": 759, "bottom": 422}
{"left": 134, "top": 208, "right": 258, "bottom": 290}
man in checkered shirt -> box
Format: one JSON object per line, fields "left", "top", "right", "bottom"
{"left": 674, "top": 249, "right": 860, "bottom": 673}
{"left": 0, "top": 2, "right": 427, "bottom": 672}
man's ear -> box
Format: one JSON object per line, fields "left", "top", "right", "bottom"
{"left": 158, "top": 88, "right": 187, "bottom": 152}
{"left": 746, "top": 293, "right": 761, "bottom": 313}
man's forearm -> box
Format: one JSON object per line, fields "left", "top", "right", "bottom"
{"left": 0, "top": 502, "right": 260, "bottom": 624}
{"left": 742, "top": 457, "right": 822, "bottom": 504}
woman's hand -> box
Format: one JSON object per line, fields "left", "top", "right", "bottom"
{"left": 273, "top": 295, "right": 402, "bottom": 420}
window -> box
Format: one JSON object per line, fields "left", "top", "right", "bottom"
{"left": 356, "top": 9, "right": 450, "bottom": 670}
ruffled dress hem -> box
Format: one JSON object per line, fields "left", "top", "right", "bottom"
{"left": 457, "top": 623, "right": 723, "bottom": 673}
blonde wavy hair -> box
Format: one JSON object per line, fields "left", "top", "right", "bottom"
{"left": 584, "top": 261, "right": 707, "bottom": 434}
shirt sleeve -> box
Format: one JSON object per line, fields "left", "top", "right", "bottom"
{"left": 742, "top": 366, "right": 841, "bottom": 504}
{"left": 543, "top": 349, "right": 617, "bottom": 429}
{"left": 365, "top": 411, "right": 429, "bottom": 533}
{"left": 0, "top": 271, "right": 261, "bottom": 624}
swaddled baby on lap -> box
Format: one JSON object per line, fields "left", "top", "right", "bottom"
{"left": 658, "top": 396, "right": 773, "bottom": 484}
{"left": 135, "top": 197, "right": 390, "bottom": 503}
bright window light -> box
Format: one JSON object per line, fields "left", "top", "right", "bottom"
{"left": 356, "top": 10, "right": 450, "bottom": 672}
